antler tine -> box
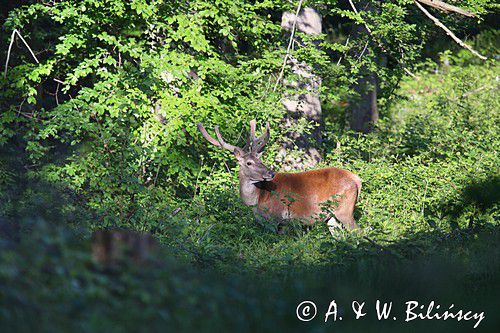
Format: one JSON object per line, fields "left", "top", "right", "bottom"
{"left": 198, "top": 122, "right": 222, "bottom": 147}
{"left": 243, "top": 119, "right": 257, "bottom": 151}
{"left": 249, "top": 119, "right": 257, "bottom": 142}
{"left": 214, "top": 126, "right": 238, "bottom": 152}
{"left": 197, "top": 122, "right": 237, "bottom": 152}
{"left": 254, "top": 122, "right": 270, "bottom": 153}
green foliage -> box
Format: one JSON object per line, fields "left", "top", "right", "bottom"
{"left": 1, "top": 0, "right": 495, "bottom": 218}
{"left": 0, "top": 1, "right": 499, "bottom": 331}
{"left": 1, "top": 0, "right": 289, "bottom": 215}
{"left": 2, "top": 52, "right": 498, "bottom": 270}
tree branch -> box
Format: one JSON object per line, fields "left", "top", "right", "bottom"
{"left": 4, "top": 30, "right": 16, "bottom": 78}
{"left": 348, "top": 0, "right": 371, "bottom": 33}
{"left": 273, "top": 0, "right": 304, "bottom": 92}
{"left": 348, "top": 0, "right": 416, "bottom": 77}
{"left": 415, "top": 1, "right": 487, "bottom": 60}
{"left": 4, "top": 29, "right": 40, "bottom": 78}
{"left": 417, "top": 0, "right": 475, "bottom": 17}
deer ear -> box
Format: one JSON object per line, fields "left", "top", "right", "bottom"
{"left": 233, "top": 147, "right": 245, "bottom": 161}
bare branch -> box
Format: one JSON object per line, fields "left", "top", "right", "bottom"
{"left": 417, "top": 0, "right": 475, "bottom": 17}
{"left": 197, "top": 224, "right": 215, "bottom": 245}
{"left": 171, "top": 207, "right": 182, "bottom": 217}
{"left": 452, "top": 84, "right": 497, "bottom": 101}
{"left": 273, "top": 0, "right": 304, "bottom": 92}
{"left": 4, "top": 30, "right": 16, "bottom": 78}
{"left": 336, "top": 36, "right": 350, "bottom": 66}
{"left": 348, "top": 0, "right": 416, "bottom": 77}
{"left": 55, "top": 82, "right": 60, "bottom": 106}
{"left": 415, "top": 1, "right": 487, "bottom": 60}
{"left": 15, "top": 30, "right": 40, "bottom": 64}
{"left": 4, "top": 29, "right": 40, "bottom": 78}
{"left": 357, "top": 40, "right": 369, "bottom": 61}
{"left": 348, "top": 0, "right": 372, "bottom": 34}
{"left": 403, "top": 68, "right": 416, "bottom": 78}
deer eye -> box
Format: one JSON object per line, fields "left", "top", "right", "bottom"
{"left": 246, "top": 161, "right": 253, "bottom": 166}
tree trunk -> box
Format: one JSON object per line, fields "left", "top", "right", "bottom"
{"left": 348, "top": 4, "right": 380, "bottom": 133}
{"left": 276, "top": 8, "right": 322, "bottom": 171}
{"left": 349, "top": 70, "right": 378, "bottom": 133}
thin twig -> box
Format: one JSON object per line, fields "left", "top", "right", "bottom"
{"left": 55, "top": 82, "right": 60, "bottom": 106}
{"left": 452, "top": 84, "right": 496, "bottom": 101}
{"left": 17, "top": 98, "right": 26, "bottom": 116}
{"left": 4, "top": 29, "right": 40, "bottom": 78}
{"left": 363, "top": 236, "right": 399, "bottom": 256}
{"left": 439, "top": 176, "right": 462, "bottom": 193}
{"left": 348, "top": 0, "right": 371, "bottom": 33}
{"left": 4, "top": 30, "right": 16, "bottom": 78}
{"left": 403, "top": 68, "right": 416, "bottom": 78}
{"left": 363, "top": 235, "right": 381, "bottom": 247}
{"left": 421, "top": 180, "right": 428, "bottom": 216}
{"left": 197, "top": 224, "right": 215, "bottom": 245}
{"left": 336, "top": 36, "right": 350, "bottom": 66}
{"left": 192, "top": 158, "right": 204, "bottom": 199}
{"left": 171, "top": 207, "right": 182, "bottom": 217}
{"left": 415, "top": 1, "right": 487, "bottom": 60}
{"left": 223, "top": 160, "right": 234, "bottom": 179}
{"left": 152, "top": 162, "right": 161, "bottom": 186}
{"left": 15, "top": 30, "right": 40, "bottom": 64}
{"left": 357, "top": 40, "right": 369, "bottom": 61}
{"left": 273, "top": 0, "right": 304, "bottom": 92}
{"left": 348, "top": 0, "right": 416, "bottom": 77}
{"left": 461, "top": 85, "right": 490, "bottom": 98}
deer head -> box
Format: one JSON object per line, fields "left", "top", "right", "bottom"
{"left": 197, "top": 120, "right": 275, "bottom": 183}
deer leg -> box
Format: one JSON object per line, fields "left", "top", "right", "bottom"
{"left": 327, "top": 217, "right": 342, "bottom": 236}
{"left": 253, "top": 208, "right": 282, "bottom": 233}
{"left": 335, "top": 212, "right": 359, "bottom": 230}
{"left": 334, "top": 186, "right": 360, "bottom": 230}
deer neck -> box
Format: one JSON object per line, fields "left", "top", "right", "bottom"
{"left": 238, "top": 172, "right": 261, "bottom": 206}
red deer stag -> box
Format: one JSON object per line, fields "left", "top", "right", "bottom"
{"left": 197, "top": 120, "right": 361, "bottom": 232}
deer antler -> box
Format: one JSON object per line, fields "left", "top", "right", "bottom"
{"left": 254, "top": 121, "right": 270, "bottom": 153}
{"left": 244, "top": 119, "right": 270, "bottom": 153}
{"left": 243, "top": 119, "right": 257, "bottom": 151}
{"left": 197, "top": 122, "right": 238, "bottom": 152}
{"left": 249, "top": 119, "right": 257, "bottom": 141}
